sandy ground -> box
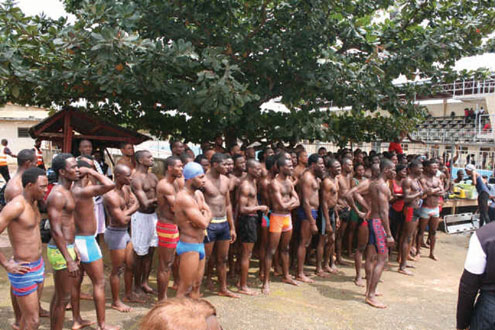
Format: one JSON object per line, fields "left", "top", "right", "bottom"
{"left": 0, "top": 231, "right": 469, "bottom": 330}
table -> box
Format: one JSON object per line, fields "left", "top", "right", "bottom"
{"left": 442, "top": 198, "right": 477, "bottom": 215}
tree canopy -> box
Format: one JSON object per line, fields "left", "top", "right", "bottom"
{"left": 1, "top": 0, "right": 494, "bottom": 147}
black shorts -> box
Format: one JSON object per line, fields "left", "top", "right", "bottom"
{"left": 238, "top": 214, "right": 258, "bottom": 243}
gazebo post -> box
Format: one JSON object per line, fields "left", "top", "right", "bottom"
{"left": 63, "top": 110, "right": 73, "bottom": 153}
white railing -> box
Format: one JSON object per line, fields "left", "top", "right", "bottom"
{"left": 437, "top": 77, "right": 495, "bottom": 98}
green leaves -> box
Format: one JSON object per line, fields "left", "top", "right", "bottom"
{"left": 0, "top": 0, "right": 494, "bottom": 146}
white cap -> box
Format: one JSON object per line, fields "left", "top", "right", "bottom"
{"left": 465, "top": 164, "right": 476, "bottom": 172}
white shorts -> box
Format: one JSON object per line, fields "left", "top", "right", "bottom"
{"left": 131, "top": 212, "right": 158, "bottom": 256}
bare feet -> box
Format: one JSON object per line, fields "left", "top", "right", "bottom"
{"left": 365, "top": 297, "right": 387, "bottom": 309}
{"left": 11, "top": 323, "right": 19, "bottom": 330}
{"left": 261, "top": 284, "right": 270, "bottom": 295}
{"left": 238, "top": 287, "right": 259, "bottom": 296}
{"left": 39, "top": 306, "right": 50, "bottom": 317}
{"left": 315, "top": 270, "right": 331, "bottom": 278}
{"left": 123, "top": 292, "right": 146, "bottom": 304}
{"left": 324, "top": 265, "right": 339, "bottom": 274}
{"left": 80, "top": 292, "right": 93, "bottom": 300}
{"left": 111, "top": 301, "right": 132, "bottom": 313}
{"left": 335, "top": 258, "right": 347, "bottom": 266}
{"left": 398, "top": 268, "right": 414, "bottom": 276}
{"left": 141, "top": 283, "right": 156, "bottom": 295}
{"left": 354, "top": 277, "right": 365, "bottom": 287}
{"left": 218, "top": 289, "right": 240, "bottom": 298}
{"left": 429, "top": 254, "right": 438, "bottom": 261}
{"left": 72, "top": 318, "right": 95, "bottom": 330}
{"left": 406, "top": 264, "right": 416, "bottom": 268}
{"left": 172, "top": 282, "right": 178, "bottom": 291}
{"left": 282, "top": 276, "right": 299, "bottom": 286}
{"left": 295, "top": 274, "right": 314, "bottom": 283}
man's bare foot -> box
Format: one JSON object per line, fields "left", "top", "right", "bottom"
{"left": 398, "top": 268, "right": 414, "bottom": 276}
{"left": 218, "top": 289, "right": 240, "bottom": 298}
{"left": 295, "top": 274, "right": 314, "bottom": 283}
{"left": 354, "top": 278, "right": 365, "bottom": 287}
{"left": 80, "top": 292, "right": 93, "bottom": 300}
{"left": 39, "top": 306, "right": 50, "bottom": 317}
{"left": 261, "top": 285, "right": 270, "bottom": 295}
{"left": 282, "top": 276, "right": 299, "bottom": 286}
{"left": 72, "top": 318, "right": 95, "bottom": 330}
{"left": 335, "top": 258, "right": 347, "bottom": 266}
{"left": 111, "top": 301, "right": 132, "bottom": 313}
{"left": 238, "top": 287, "right": 259, "bottom": 296}
{"left": 11, "top": 323, "right": 19, "bottom": 330}
{"left": 141, "top": 283, "right": 156, "bottom": 295}
{"left": 315, "top": 270, "right": 331, "bottom": 278}
{"left": 365, "top": 297, "right": 387, "bottom": 309}
{"left": 123, "top": 292, "right": 146, "bottom": 303}
{"left": 258, "top": 272, "right": 264, "bottom": 282}
{"left": 324, "top": 265, "right": 339, "bottom": 274}
{"left": 429, "top": 254, "right": 438, "bottom": 261}
{"left": 406, "top": 264, "right": 416, "bottom": 268}
{"left": 172, "top": 282, "right": 178, "bottom": 291}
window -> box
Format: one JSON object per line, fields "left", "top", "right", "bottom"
{"left": 17, "top": 127, "right": 30, "bottom": 138}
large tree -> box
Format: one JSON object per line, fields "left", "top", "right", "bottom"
{"left": 1, "top": 0, "right": 494, "bottom": 147}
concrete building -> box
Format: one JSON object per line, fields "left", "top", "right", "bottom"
{"left": 0, "top": 103, "right": 50, "bottom": 164}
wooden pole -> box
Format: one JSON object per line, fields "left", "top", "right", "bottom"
{"left": 63, "top": 110, "right": 73, "bottom": 153}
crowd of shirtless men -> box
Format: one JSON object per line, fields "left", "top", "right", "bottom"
{"left": 0, "top": 137, "right": 449, "bottom": 329}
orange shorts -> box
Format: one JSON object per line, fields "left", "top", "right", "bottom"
{"left": 269, "top": 213, "right": 292, "bottom": 233}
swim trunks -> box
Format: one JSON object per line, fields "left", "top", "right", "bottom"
{"left": 403, "top": 207, "right": 419, "bottom": 222}
{"left": 418, "top": 206, "right": 440, "bottom": 219}
{"left": 176, "top": 241, "right": 205, "bottom": 260}
{"left": 8, "top": 257, "right": 45, "bottom": 296}
{"left": 131, "top": 211, "right": 158, "bottom": 256}
{"left": 75, "top": 235, "right": 103, "bottom": 263}
{"left": 328, "top": 207, "right": 336, "bottom": 232}
{"left": 156, "top": 222, "right": 179, "bottom": 249}
{"left": 204, "top": 216, "right": 231, "bottom": 243}
{"left": 261, "top": 211, "right": 271, "bottom": 228}
{"left": 269, "top": 212, "right": 293, "bottom": 233}
{"left": 94, "top": 196, "right": 106, "bottom": 235}
{"left": 368, "top": 218, "right": 388, "bottom": 255}
{"left": 296, "top": 206, "right": 318, "bottom": 222}
{"left": 338, "top": 207, "right": 351, "bottom": 223}
{"left": 104, "top": 226, "right": 130, "bottom": 251}
{"left": 47, "top": 244, "right": 77, "bottom": 271}
{"left": 238, "top": 214, "right": 258, "bottom": 243}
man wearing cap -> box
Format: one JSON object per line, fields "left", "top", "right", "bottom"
{"left": 465, "top": 164, "right": 492, "bottom": 226}
{"left": 175, "top": 162, "right": 212, "bottom": 299}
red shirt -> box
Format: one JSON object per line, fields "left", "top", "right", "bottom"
{"left": 388, "top": 142, "right": 403, "bottom": 154}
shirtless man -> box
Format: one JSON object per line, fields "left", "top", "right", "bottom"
{"left": 227, "top": 154, "right": 245, "bottom": 279}
{"left": 336, "top": 157, "right": 353, "bottom": 264}
{"left": 257, "top": 155, "right": 276, "bottom": 280}
{"left": 4, "top": 150, "right": 44, "bottom": 328}
{"left": 175, "top": 162, "right": 212, "bottom": 298}
{"left": 262, "top": 157, "right": 300, "bottom": 295}
{"left": 346, "top": 164, "right": 380, "bottom": 287}
{"left": 0, "top": 167, "right": 47, "bottom": 330}
{"left": 319, "top": 158, "right": 341, "bottom": 275}
{"left": 293, "top": 150, "right": 308, "bottom": 183}
{"left": 103, "top": 165, "right": 140, "bottom": 312}
{"left": 203, "top": 153, "right": 238, "bottom": 298}
{"left": 296, "top": 154, "right": 325, "bottom": 282}
{"left": 71, "top": 160, "right": 117, "bottom": 330}
{"left": 116, "top": 143, "right": 136, "bottom": 172}
{"left": 399, "top": 160, "right": 423, "bottom": 275}
{"left": 417, "top": 160, "right": 443, "bottom": 261}
{"left": 170, "top": 141, "right": 185, "bottom": 158}
{"left": 47, "top": 154, "right": 91, "bottom": 330}
{"left": 365, "top": 159, "right": 395, "bottom": 309}
{"left": 155, "top": 156, "right": 183, "bottom": 301}
{"left": 130, "top": 150, "right": 159, "bottom": 295}
{"left": 237, "top": 159, "right": 268, "bottom": 295}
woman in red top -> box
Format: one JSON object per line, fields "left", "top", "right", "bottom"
{"left": 389, "top": 165, "right": 407, "bottom": 243}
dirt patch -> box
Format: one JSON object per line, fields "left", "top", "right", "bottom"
{"left": 0, "top": 231, "right": 469, "bottom": 329}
